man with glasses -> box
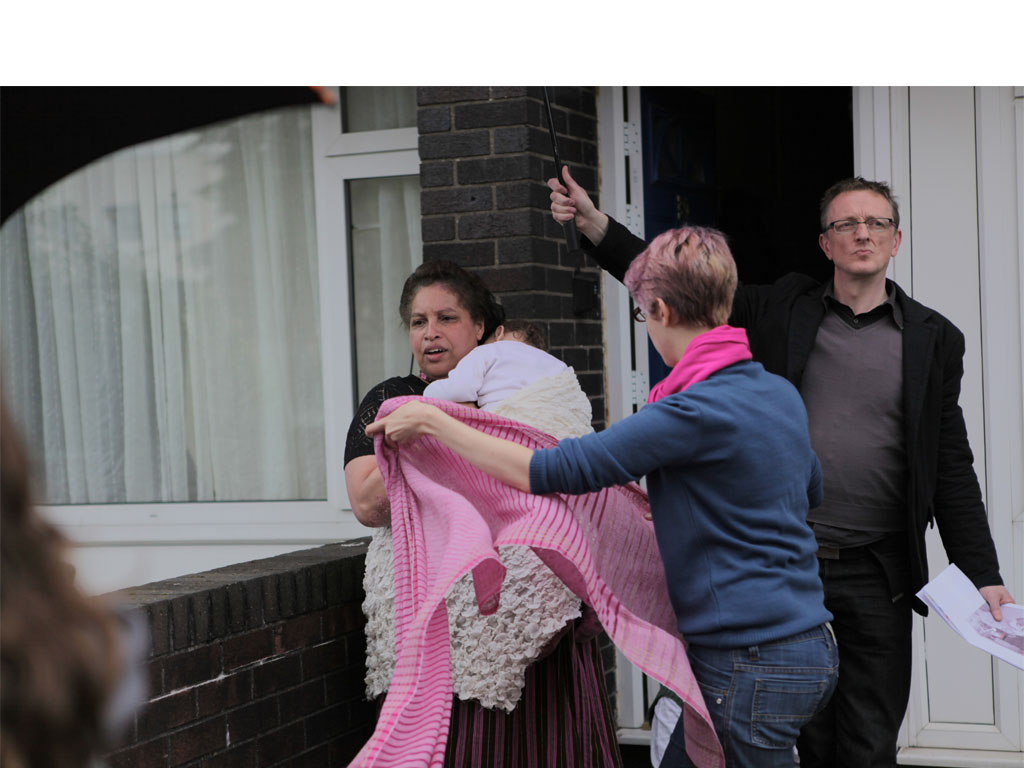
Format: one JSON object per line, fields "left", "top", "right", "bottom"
{"left": 548, "top": 172, "right": 1013, "bottom": 768}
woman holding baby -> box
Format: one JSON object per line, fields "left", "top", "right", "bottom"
{"left": 344, "top": 259, "right": 621, "bottom": 767}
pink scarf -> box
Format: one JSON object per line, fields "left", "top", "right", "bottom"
{"left": 648, "top": 325, "right": 752, "bottom": 403}
{"left": 350, "top": 398, "right": 724, "bottom": 768}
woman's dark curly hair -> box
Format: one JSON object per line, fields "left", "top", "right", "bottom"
{"left": 398, "top": 260, "right": 505, "bottom": 342}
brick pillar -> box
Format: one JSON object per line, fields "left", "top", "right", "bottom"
{"left": 417, "top": 87, "right": 606, "bottom": 428}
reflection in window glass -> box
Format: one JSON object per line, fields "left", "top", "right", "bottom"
{"left": 348, "top": 176, "right": 422, "bottom": 400}
{"left": 0, "top": 110, "right": 326, "bottom": 504}
{"left": 342, "top": 87, "right": 417, "bottom": 132}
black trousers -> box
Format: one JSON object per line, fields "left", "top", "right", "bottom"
{"left": 797, "top": 539, "right": 913, "bottom": 768}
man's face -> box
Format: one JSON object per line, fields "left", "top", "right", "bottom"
{"left": 819, "top": 190, "right": 902, "bottom": 281}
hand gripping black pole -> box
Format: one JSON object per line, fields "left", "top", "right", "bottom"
{"left": 542, "top": 87, "right": 580, "bottom": 253}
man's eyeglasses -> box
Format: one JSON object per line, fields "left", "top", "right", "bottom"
{"left": 632, "top": 305, "right": 647, "bottom": 323}
{"left": 824, "top": 217, "right": 896, "bottom": 235}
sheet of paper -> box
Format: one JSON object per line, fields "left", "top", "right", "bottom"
{"left": 916, "top": 564, "right": 1024, "bottom": 671}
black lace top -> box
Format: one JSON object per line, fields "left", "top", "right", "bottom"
{"left": 344, "top": 375, "right": 428, "bottom": 466}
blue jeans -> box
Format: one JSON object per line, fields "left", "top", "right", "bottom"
{"left": 662, "top": 624, "right": 838, "bottom": 768}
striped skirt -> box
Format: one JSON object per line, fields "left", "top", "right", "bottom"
{"left": 441, "top": 623, "right": 623, "bottom": 768}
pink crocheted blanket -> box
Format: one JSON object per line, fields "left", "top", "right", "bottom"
{"left": 350, "top": 397, "right": 723, "bottom": 768}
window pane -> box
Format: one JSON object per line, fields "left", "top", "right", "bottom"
{"left": 342, "top": 87, "right": 417, "bottom": 132}
{"left": 348, "top": 176, "right": 422, "bottom": 400}
{"left": 0, "top": 109, "right": 326, "bottom": 504}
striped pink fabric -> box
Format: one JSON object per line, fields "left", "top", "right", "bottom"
{"left": 350, "top": 397, "right": 724, "bottom": 768}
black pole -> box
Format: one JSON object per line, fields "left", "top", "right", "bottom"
{"left": 542, "top": 87, "right": 580, "bottom": 253}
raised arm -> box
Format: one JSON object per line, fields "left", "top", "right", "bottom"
{"left": 366, "top": 401, "right": 534, "bottom": 492}
{"left": 548, "top": 166, "right": 647, "bottom": 283}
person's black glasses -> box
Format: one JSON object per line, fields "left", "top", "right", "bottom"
{"left": 824, "top": 217, "right": 896, "bottom": 235}
{"left": 632, "top": 305, "right": 646, "bottom": 323}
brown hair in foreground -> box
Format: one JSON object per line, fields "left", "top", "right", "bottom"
{"left": 1, "top": 398, "right": 124, "bottom": 768}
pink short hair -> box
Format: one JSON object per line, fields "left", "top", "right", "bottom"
{"left": 624, "top": 226, "right": 737, "bottom": 328}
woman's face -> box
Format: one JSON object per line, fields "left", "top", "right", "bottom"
{"left": 408, "top": 283, "right": 484, "bottom": 381}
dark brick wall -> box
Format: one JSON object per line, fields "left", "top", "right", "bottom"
{"left": 100, "top": 539, "right": 625, "bottom": 767}
{"left": 103, "top": 542, "right": 374, "bottom": 768}
{"left": 416, "top": 85, "right": 618, "bottom": 701}
{"left": 417, "top": 86, "right": 607, "bottom": 429}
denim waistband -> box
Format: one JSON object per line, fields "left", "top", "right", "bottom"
{"left": 757, "top": 623, "right": 833, "bottom": 648}
{"left": 689, "top": 623, "right": 834, "bottom": 653}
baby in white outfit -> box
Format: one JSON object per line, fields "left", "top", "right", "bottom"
{"left": 424, "top": 320, "right": 569, "bottom": 410}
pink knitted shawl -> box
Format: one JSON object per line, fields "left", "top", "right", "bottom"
{"left": 349, "top": 397, "right": 723, "bottom": 768}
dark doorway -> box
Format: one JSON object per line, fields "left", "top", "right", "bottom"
{"left": 640, "top": 86, "right": 853, "bottom": 382}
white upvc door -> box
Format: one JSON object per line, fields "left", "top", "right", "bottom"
{"left": 857, "top": 85, "right": 1023, "bottom": 767}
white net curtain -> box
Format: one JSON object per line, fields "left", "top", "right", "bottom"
{"left": 349, "top": 175, "right": 422, "bottom": 399}
{"left": 0, "top": 109, "right": 326, "bottom": 504}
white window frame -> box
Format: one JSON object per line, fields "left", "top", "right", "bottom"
{"left": 312, "top": 106, "right": 420, "bottom": 518}
{"left": 43, "top": 98, "right": 421, "bottom": 594}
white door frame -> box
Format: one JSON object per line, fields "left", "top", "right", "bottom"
{"left": 597, "top": 86, "right": 657, "bottom": 743}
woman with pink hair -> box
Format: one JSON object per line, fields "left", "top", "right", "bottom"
{"left": 369, "top": 226, "right": 837, "bottom": 768}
